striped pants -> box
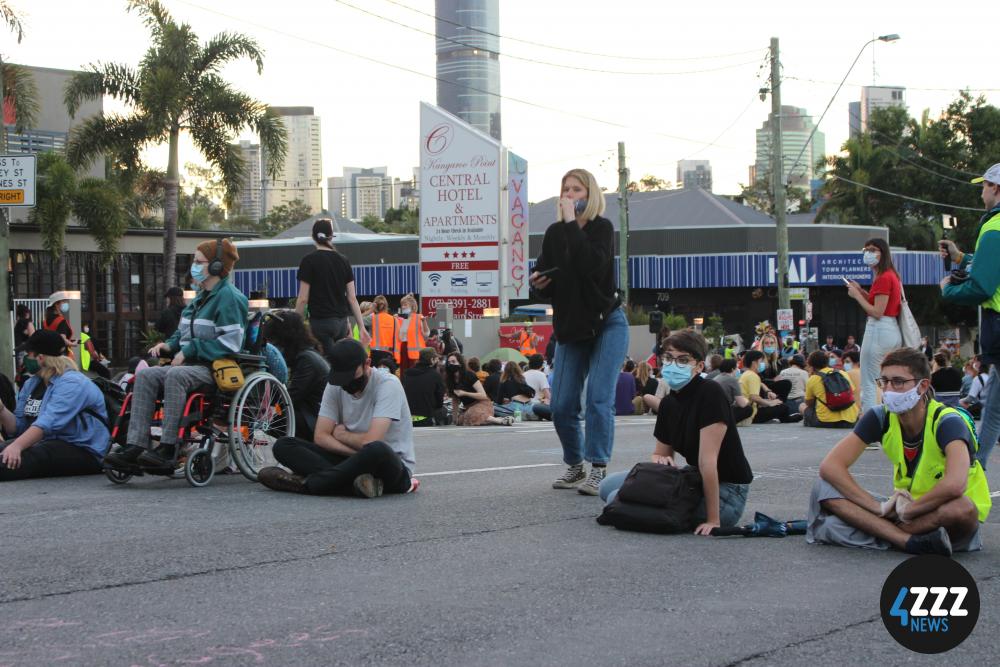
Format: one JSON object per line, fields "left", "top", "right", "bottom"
{"left": 126, "top": 364, "right": 214, "bottom": 449}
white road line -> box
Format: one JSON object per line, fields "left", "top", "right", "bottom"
{"left": 991, "top": 490, "right": 1000, "bottom": 498}
{"left": 418, "top": 463, "right": 562, "bottom": 477}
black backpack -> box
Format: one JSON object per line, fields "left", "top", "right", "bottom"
{"left": 596, "top": 463, "right": 704, "bottom": 534}
{"left": 818, "top": 370, "right": 854, "bottom": 411}
{"left": 87, "top": 376, "right": 126, "bottom": 433}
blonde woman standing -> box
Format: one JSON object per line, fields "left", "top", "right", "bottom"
{"left": 396, "top": 294, "right": 431, "bottom": 373}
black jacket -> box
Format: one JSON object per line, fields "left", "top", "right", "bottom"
{"left": 154, "top": 304, "right": 184, "bottom": 337}
{"left": 533, "top": 216, "right": 618, "bottom": 343}
{"left": 287, "top": 349, "right": 330, "bottom": 440}
{"left": 402, "top": 363, "right": 446, "bottom": 419}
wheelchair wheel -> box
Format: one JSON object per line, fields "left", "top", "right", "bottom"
{"left": 184, "top": 448, "right": 215, "bottom": 487}
{"left": 228, "top": 372, "right": 295, "bottom": 481}
{"left": 105, "top": 468, "right": 132, "bottom": 485}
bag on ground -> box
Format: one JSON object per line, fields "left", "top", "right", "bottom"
{"left": 596, "top": 463, "right": 704, "bottom": 534}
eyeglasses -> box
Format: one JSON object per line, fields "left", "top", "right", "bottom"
{"left": 661, "top": 353, "right": 695, "bottom": 367}
{"left": 876, "top": 376, "right": 920, "bottom": 390}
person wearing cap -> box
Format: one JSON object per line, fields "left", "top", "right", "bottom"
{"left": 0, "top": 330, "right": 109, "bottom": 481}
{"left": 154, "top": 286, "right": 186, "bottom": 338}
{"left": 940, "top": 162, "right": 1000, "bottom": 469}
{"left": 104, "top": 239, "right": 249, "bottom": 472}
{"left": 257, "top": 339, "right": 417, "bottom": 497}
{"left": 295, "top": 218, "right": 371, "bottom": 361}
{"left": 43, "top": 291, "right": 76, "bottom": 360}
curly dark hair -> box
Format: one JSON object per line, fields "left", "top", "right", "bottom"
{"left": 262, "top": 310, "right": 321, "bottom": 363}
{"left": 444, "top": 352, "right": 468, "bottom": 395}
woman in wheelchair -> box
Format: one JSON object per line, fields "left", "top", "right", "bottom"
{"left": 105, "top": 239, "right": 248, "bottom": 472}
{"left": 0, "top": 330, "right": 109, "bottom": 481}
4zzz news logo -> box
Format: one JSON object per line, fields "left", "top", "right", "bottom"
{"left": 880, "top": 555, "right": 981, "bottom": 654}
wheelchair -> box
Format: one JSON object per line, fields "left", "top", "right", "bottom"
{"left": 104, "top": 314, "right": 294, "bottom": 488}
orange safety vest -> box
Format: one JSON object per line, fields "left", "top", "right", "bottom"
{"left": 397, "top": 314, "right": 427, "bottom": 360}
{"left": 370, "top": 312, "right": 400, "bottom": 361}
{"left": 519, "top": 331, "right": 538, "bottom": 356}
{"left": 44, "top": 315, "right": 76, "bottom": 362}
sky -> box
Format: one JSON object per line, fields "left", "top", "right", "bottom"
{"left": 10, "top": 0, "right": 1000, "bottom": 204}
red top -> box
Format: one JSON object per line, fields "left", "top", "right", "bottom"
{"left": 868, "top": 270, "right": 902, "bottom": 317}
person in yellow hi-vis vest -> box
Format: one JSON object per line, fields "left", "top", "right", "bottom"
{"left": 369, "top": 295, "right": 400, "bottom": 367}
{"left": 395, "top": 294, "right": 429, "bottom": 372}
{"left": 352, "top": 301, "right": 373, "bottom": 353}
{"left": 79, "top": 325, "right": 111, "bottom": 379}
{"left": 809, "top": 348, "right": 990, "bottom": 557}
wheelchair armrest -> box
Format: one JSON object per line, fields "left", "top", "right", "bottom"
{"left": 232, "top": 353, "right": 265, "bottom": 365}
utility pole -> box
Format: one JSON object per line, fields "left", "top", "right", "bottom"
{"left": 0, "top": 57, "right": 13, "bottom": 379}
{"left": 617, "top": 141, "right": 630, "bottom": 308}
{"left": 770, "top": 37, "right": 790, "bottom": 310}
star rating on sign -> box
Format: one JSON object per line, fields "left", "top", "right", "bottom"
{"left": 461, "top": 252, "right": 468, "bottom": 258}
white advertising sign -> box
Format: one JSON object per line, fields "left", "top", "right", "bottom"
{"left": 419, "top": 103, "right": 501, "bottom": 318}
{"left": 0, "top": 154, "right": 35, "bottom": 206}
{"left": 777, "top": 308, "right": 794, "bottom": 331}
{"left": 501, "top": 151, "right": 529, "bottom": 317}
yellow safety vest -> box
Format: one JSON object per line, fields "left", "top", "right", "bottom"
{"left": 79, "top": 332, "right": 91, "bottom": 371}
{"left": 881, "top": 400, "right": 991, "bottom": 522}
{"left": 973, "top": 210, "right": 1000, "bottom": 312}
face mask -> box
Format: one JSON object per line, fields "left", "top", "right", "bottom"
{"left": 59, "top": 302, "right": 70, "bottom": 314}
{"left": 83, "top": 326, "right": 90, "bottom": 334}
{"left": 828, "top": 357, "right": 837, "bottom": 367}
{"left": 23, "top": 357, "right": 39, "bottom": 373}
{"left": 400, "top": 309, "right": 411, "bottom": 316}
{"left": 763, "top": 346, "right": 776, "bottom": 355}
{"left": 843, "top": 362, "right": 854, "bottom": 372}
{"left": 757, "top": 361, "right": 767, "bottom": 374}
{"left": 190, "top": 263, "right": 207, "bottom": 283}
{"left": 862, "top": 250, "right": 879, "bottom": 267}
{"left": 884, "top": 385, "right": 923, "bottom": 414}
{"left": 574, "top": 199, "right": 587, "bottom": 215}
{"left": 446, "top": 363, "right": 462, "bottom": 374}
{"left": 735, "top": 369, "right": 742, "bottom": 378}
{"left": 340, "top": 373, "right": 369, "bottom": 395}
{"left": 661, "top": 362, "right": 695, "bottom": 391}
{"left": 375, "top": 366, "right": 391, "bottom": 376}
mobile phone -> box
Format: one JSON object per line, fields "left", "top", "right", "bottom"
{"left": 536, "top": 266, "right": 560, "bottom": 278}
{"left": 841, "top": 277, "right": 851, "bottom": 286}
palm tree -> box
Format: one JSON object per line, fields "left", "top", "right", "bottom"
{"left": 29, "top": 152, "right": 76, "bottom": 290}
{"left": 64, "top": 0, "right": 286, "bottom": 284}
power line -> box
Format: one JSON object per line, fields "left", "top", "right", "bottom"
{"left": 379, "top": 0, "right": 765, "bottom": 63}
{"left": 336, "top": 0, "right": 765, "bottom": 77}
{"left": 173, "top": 0, "right": 744, "bottom": 149}
{"left": 785, "top": 74, "right": 1000, "bottom": 93}
{"left": 679, "top": 90, "right": 764, "bottom": 162}
{"left": 829, "top": 175, "right": 983, "bottom": 211}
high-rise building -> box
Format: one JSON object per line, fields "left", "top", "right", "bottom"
{"left": 851, "top": 85, "right": 906, "bottom": 137}
{"left": 399, "top": 167, "right": 420, "bottom": 211}
{"left": 754, "top": 106, "right": 826, "bottom": 188}
{"left": 848, "top": 101, "right": 862, "bottom": 138}
{"left": 676, "top": 159, "right": 712, "bottom": 191}
{"left": 262, "top": 106, "right": 322, "bottom": 216}
{"left": 337, "top": 167, "right": 397, "bottom": 220}
{"left": 232, "top": 140, "right": 262, "bottom": 220}
{"left": 435, "top": 0, "right": 501, "bottom": 140}
{"left": 327, "top": 176, "right": 347, "bottom": 218}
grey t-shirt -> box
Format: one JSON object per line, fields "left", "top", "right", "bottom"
{"left": 318, "top": 370, "right": 415, "bottom": 471}
{"left": 713, "top": 373, "right": 742, "bottom": 406}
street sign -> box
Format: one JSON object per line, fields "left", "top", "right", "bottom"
{"left": 789, "top": 287, "right": 809, "bottom": 301}
{"left": 0, "top": 154, "right": 35, "bottom": 207}
{"left": 805, "top": 300, "right": 813, "bottom": 321}
{"left": 777, "top": 308, "right": 794, "bottom": 331}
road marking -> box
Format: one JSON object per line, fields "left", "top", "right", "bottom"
{"left": 419, "top": 463, "right": 562, "bottom": 477}
{"left": 990, "top": 490, "right": 1000, "bottom": 498}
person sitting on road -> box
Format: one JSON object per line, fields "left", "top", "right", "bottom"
{"left": 104, "top": 239, "right": 248, "bottom": 472}
{"left": 777, "top": 354, "right": 809, "bottom": 415}
{"left": 445, "top": 353, "right": 513, "bottom": 426}
{"left": 758, "top": 331, "right": 792, "bottom": 402}
{"left": 713, "top": 359, "right": 753, "bottom": 424}
{"left": 524, "top": 354, "right": 553, "bottom": 412}
{"left": 257, "top": 339, "right": 417, "bottom": 497}
{"left": 615, "top": 359, "right": 637, "bottom": 416}
{"left": 808, "top": 347, "right": 991, "bottom": 556}
{"left": 468, "top": 357, "right": 487, "bottom": 383}
{"left": 802, "top": 351, "right": 859, "bottom": 429}
{"left": 960, "top": 361, "right": 990, "bottom": 418}
{"left": 704, "top": 354, "right": 724, "bottom": 380}
{"left": 402, "top": 347, "right": 448, "bottom": 427}
{"left": 599, "top": 331, "right": 754, "bottom": 534}
{"left": 931, "top": 351, "right": 964, "bottom": 393}
{"left": 496, "top": 360, "right": 552, "bottom": 421}
{"left": 262, "top": 310, "right": 330, "bottom": 442}
{"left": 0, "top": 330, "right": 108, "bottom": 482}
{"left": 632, "top": 361, "right": 659, "bottom": 414}
{"left": 481, "top": 358, "right": 502, "bottom": 402}
{"left": 739, "top": 350, "right": 802, "bottom": 424}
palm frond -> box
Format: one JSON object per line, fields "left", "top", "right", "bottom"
{"left": 256, "top": 109, "right": 287, "bottom": 181}
{"left": 196, "top": 32, "right": 264, "bottom": 75}
{"left": 0, "top": 2, "right": 24, "bottom": 43}
{"left": 127, "top": 0, "right": 173, "bottom": 40}
{"left": 74, "top": 178, "right": 127, "bottom": 267}
{"left": 2, "top": 63, "right": 38, "bottom": 132}
{"left": 65, "top": 113, "right": 158, "bottom": 171}
{"left": 187, "top": 116, "right": 245, "bottom": 204}
{"left": 29, "top": 153, "right": 77, "bottom": 260}
{"left": 65, "top": 62, "right": 141, "bottom": 116}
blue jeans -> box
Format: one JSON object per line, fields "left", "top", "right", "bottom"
{"left": 976, "top": 364, "right": 1000, "bottom": 469}
{"left": 550, "top": 308, "right": 629, "bottom": 466}
{"left": 599, "top": 469, "right": 750, "bottom": 527}
{"left": 860, "top": 316, "right": 901, "bottom": 414}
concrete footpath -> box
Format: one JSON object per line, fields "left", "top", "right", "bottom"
{"left": 0, "top": 419, "right": 996, "bottom": 666}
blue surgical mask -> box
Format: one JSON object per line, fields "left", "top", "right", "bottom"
{"left": 828, "top": 357, "right": 837, "bottom": 367}
{"left": 190, "top": 263, "right": 207, "bottom": 284}
{"left": 843, "top": 361, "right": 854, "bottom": 372}
{"left": 863, "top": 250, "right": 879, "bottom": 267}
{"left": 757, "top": 361, "right": 767, "bottom": 374}
{"left": 59, "top": 302, "right": 70, "bottom": 314}
{"left": 735, "top": 369, "right": 742, "bottom": 378}
{"left": 763, "top": 346, "right": 776, "bottom": 355}
{"left": 662, "top": 362, "right": 695, "bottom": 391}
{"left": 574, "top": 199, "right": 587, "bottom": 215}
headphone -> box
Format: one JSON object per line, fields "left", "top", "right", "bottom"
{"left": 208, "top": 238, "right": 226, "bottom": 277}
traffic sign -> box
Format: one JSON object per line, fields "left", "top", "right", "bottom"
{"left": 0, "top": 154, "right": 35, "bottom": 207}
{"left": 777, "top": 308, "right": 794, "bottom": 331}
{"left": 789, "top": 287, "right": 809, "bottom": 301}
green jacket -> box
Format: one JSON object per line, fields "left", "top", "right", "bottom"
{"left": 167, "top": 277, "right": 249, "bottom": 362}
{"left": 943, "top": 206, "right": 1000, "bottom": 311}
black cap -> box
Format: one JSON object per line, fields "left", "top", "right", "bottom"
{"left": 327, "top": 339, "right": 368, "bottom": 386}
{"left": 26, "top": 330, "right": 68, "bottom": 356}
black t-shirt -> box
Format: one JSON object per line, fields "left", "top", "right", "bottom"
{"left": 931, "top": 367, "right": 963, "bottom": 392}
{"left": 483, "top": 372, "right": 501, "bottom": 402}
{"left": 14, "top": 318, "right": 30, "bottom": 346}
{"left": 44, "top": 315, "right": 73, "bottom": 340}
{"left": 297, "top": 249, "right": 355, "bottom": 319}
{"left": 497, "top": 379, "right": 534, "bottom": 403}
{"left": 653, "top": 375, "right": 753, "bottom": 484}
{"left": 640, "top": 377, "right": 659, "bottom": 396}
{"left": 455, "top": 370, "right": 482, "bottom": 407}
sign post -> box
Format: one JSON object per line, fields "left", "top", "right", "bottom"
{"left": 419, "top": 103, "right": 502, "bottom": 319}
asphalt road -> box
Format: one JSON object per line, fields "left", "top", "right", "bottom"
{"left": 1, "top": 418, "right": 997, "bottom": 666}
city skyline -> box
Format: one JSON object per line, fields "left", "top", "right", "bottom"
{"left": 10, "top": 1, "right": 1000, "bottom": 204}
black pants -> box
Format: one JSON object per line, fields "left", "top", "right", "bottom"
{"left": 753, "top": 403, "right": 794, "bottom": 423}
{"left": 0, "top": 440, "right": 102, "bottom": 481}
{"left": 802, "top": 405, "right": 855, "bottom": 429}
{"left": 273, "top": 437, "right": 411, "bottom": 496}
{"left": 310, "top": 316, "right": 350, "bottom": 362}
{"left": 763, "top": 379, "right": 792, "bottom": 402}
{"left": 732, "top": 404, "right": 754, "bottom": 423}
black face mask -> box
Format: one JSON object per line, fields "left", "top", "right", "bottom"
{"left": 340, "top": 373, "right": 368, "bottom": 395}
{"left": 446, "top": 363, "right": 462, "bottom": 374}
